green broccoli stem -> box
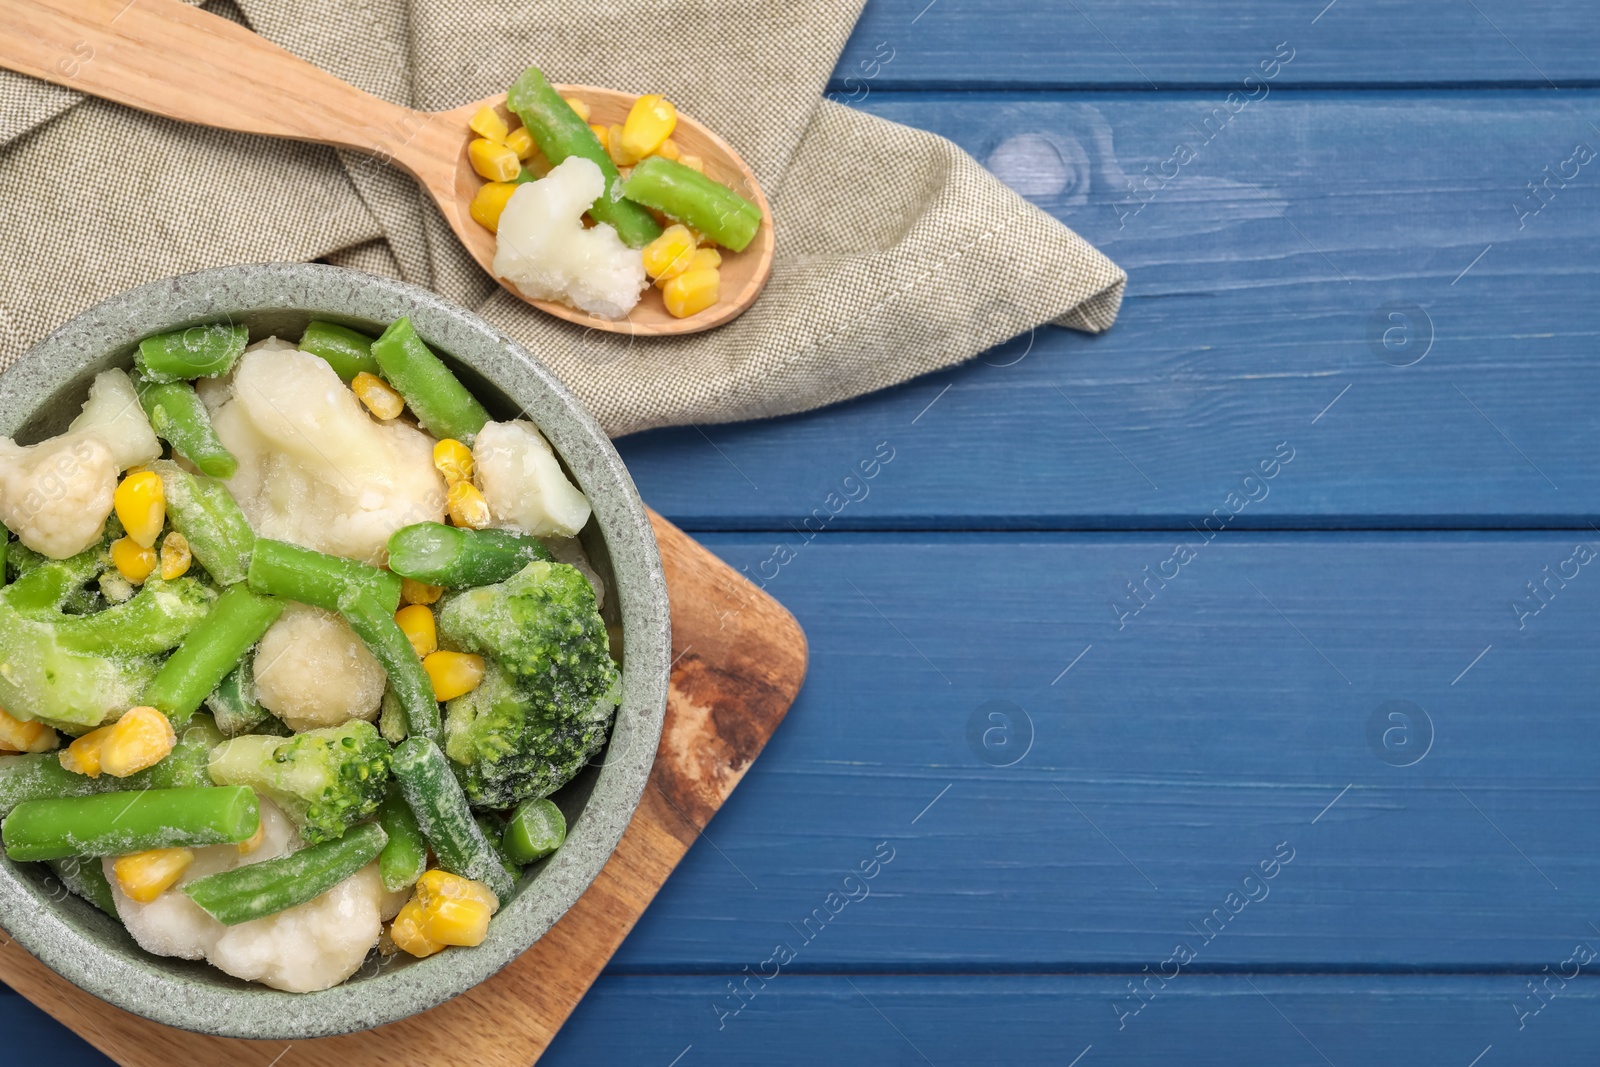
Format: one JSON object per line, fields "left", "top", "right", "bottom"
{"left": 51, "top": 577, "right": 215, "bottom": 657}
{"left": 298, "top": 321, "right": 380, "bottom": 383}
{"left": 133, "top": 374, "right": 238, "bottom": 480}
{"left": 341, "top": 593, "right": 440, "bottom": 743}
{"left": 46, "top": 855, "right": 119, "bottom": 918}
{"left": 392, "top": 737, "right": 513, "bottom": 901}
{"left": 3, "top": 547, "right": 103, "bottom": 612}
{"left": 204, "top": 659, "right": 278, "bottom": 738}
{"left": 387, "top": 522, "right": 551, "bottom": 588}
{"left": 1, "top": 785, "right": 259, "bottom": 861}
{"left": 144, "top": 587, "right": 283, "bottom": 725}
{"left": 134, "top": 323, "right": 248, "bottom": 383}
{"left": 503, "top": 797, "right": 567, "bottom": 864}
{"left": 377, "top": 785, "right": 427, "bottom": 893}
{"left": 369, "top": 318, "right": 490, "bottom": 446}
{"left": 247, "top": 538, "right": 402, "bottom": 616}
{"left": 153, "top": 460, "right": 255, "bottom": 586}
{"left": 0, "top": 524, "right": 9, "bottom": 588}
{"left": 183, "top": 820, "right": 388, "bottom": 926}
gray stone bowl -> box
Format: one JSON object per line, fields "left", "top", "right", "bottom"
{"left": 0, "top": 263, "right": 670, "bottom": 1039}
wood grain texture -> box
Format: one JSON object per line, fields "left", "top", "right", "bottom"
{"left": 0, "top": 512, "right": 806, "bottom": 1067}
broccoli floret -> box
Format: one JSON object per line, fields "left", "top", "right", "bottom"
{"left": 207, "top": 720, "right": 392, "bottom": 844}
{"left": 436, "top": 560, "right": 620, "bottom": 808}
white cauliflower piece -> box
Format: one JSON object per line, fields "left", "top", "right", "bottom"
{"left": 473, "top": 420, "right": 591, "bottom": 538}
{"left": 0, "top": 433, "right": 117, "bottom": 558}
{"left": 67, "top": 369, "right": 161, "bottom": 470}
{"left": 492, "top": 156, "right": 647, "bottom": 320}
{"left": 253, "top": 603, "right": 385, "bottom": 731}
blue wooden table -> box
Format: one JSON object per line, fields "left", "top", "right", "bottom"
{"left": 12, "top": 0, "right": 1600, "bottom": 1061}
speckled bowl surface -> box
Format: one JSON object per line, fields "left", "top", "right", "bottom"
{"left": 0, "top": 263, "right": 670, "bottom": 1039}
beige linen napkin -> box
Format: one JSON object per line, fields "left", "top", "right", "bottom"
{"left": 0, "top": 0, "right": 1124, "bottom": 437}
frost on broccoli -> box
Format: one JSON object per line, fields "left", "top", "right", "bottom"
{"left": 207, "top": 720, "right": 392, "bottom": 844}
{"left": 436, "top": 560, "right": 620, "bottom": 808}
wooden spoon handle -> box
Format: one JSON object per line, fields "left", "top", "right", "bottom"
{"left": 0, "top": 0, "right": 429, "bottom": 164}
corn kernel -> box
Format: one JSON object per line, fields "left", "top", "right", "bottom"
{"left": 468, "top": 105, "right": 509, "bottom": 144}
{"left": 352, "top": 371, "right": 405, "bottom": 420}
{"left": 469, "top": 180, "right": 518, "bottom": 233}
{"left": 159, "top": 531, "right": 192, "bottom": 580}
{"left": 417, "top": 867, "right": 500, "bottom": 911}
{"left": 503, "top": 125, "right": 535, "bottom": 160}
{"left": 433, "top": 438, "right": 475, "bottom": 485}
{"left": 654, "top": 137, "right": 681, "bottom": 161}
{"left": 113, "top": 848, "right": 194, "bottom": 904}
{"left": 114, "top": 470, "right": 165, "bottom": 549}
{"left": 0, "top": 707, "right": 57, "bottom": 753}
{"left": 423, "top": 650, "right": 485, "bottom": 702}
{"left": 395, "top": 604, "right": 438, "bottom": 658}
{"left": 562, "top": 96, "right": 592, "bottom": 122}
{"left": 390, "top": 897, "right": 448, "bottom": 958}
{"left": 401, "top": 578, "right": 444, "bottom": 606}
{"left": 99, "top": 705, "right": 176, "bottom": 778}
{"left": 468, "top": 137, "right": 520, "bottom": 182}
{"left": 413, "top": 868, "right": 498, "bottom": 946}
{"left": 590, "top": 124, "right": 610, "bottom": 152}
{"left": 60, "top": 724, "right": 112, "bottom": 777}
{"left": 605, "top": 123, "right": 640, "bottom": 167}
{"left": 620, "top": 94, "right": 677, "bottom": 161}
{"left": 640, "top": 224, "right": 698, "bottom": 281}
{"left": 678, "top": 154, "right": 705, "bottom": 174}
{"left": 446, "top": 481, "right": 491, "bottom": 529}
{"left": 237, "top": 821, "right": 266, "bottom": 855}
{"left": 655, "top": 247, "right": 721, "bottom": 289}
{"left": 662, "top": 268, "right": 721, "bottom": 318}
{"left": 110, "top": 537, "right": 157, "bottom": 584}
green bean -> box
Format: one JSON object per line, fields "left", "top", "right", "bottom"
{"left": 0, "top": 523, "right": 9, "bottom": 588}
{"left": 377, "top": 785, "right": 427, "bottom": 893}
{"left": 204, "top": 658, "right": 276, "bottom": 738}
{"left": 369, "top": 318, "right": 490, "bottom": 446}
{"left": 386, "top": 522, "right": 550, "bottom": 587}
{"left": 341, "top": 593, "right": 440, "bottom": 743}
{"left": 132, "top": 374, "right": 237, "bottom": 479}
{"left": 0, "top": 714, "right": 222, "bottom": 818}
{"left": 298, "top": 321, "right": 380, "bottom": 382}
{"left": 144, "top": 587, "right": 283, "bottom": 724}
{"left": 183, "top": 820, "right": 387, "bottom": 925}
{"left": 506, "top": 67, "right": 662, "bottom": 249}
{"left": 502, "top": 797, "right": 566, "bottom": 864}
{"left": 476, "top": 814, "right": 521, "bottom": 883}
{"left": 135, "top": 323, "right": 248, "bottom": 383}
{"left": 52, "top": 576, "right": 216, "bottom": 657}
{"left": 152, "top": 460, "right": 255, "bottom": 585}
{"left": 46, "top": 855, "right": 118, "bottom": 918}
{"left": 1, "top": 785, "right": 259, "bottom": 861}
{"left": 246, "top": 538, "right": 402, "bottom": 616}
{"left": 622, "top": 156, "right": 763, "bottom": 253}
{"left": 392, "top": 737, "right": 512, "bottom": 900}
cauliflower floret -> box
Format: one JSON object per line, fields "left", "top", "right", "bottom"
{"left": 253, "top": 603, "right": 385, "bottom": 731}
{"left": 0, "top": 433, "right": 117, "bottom": 558}
{"left": 67, "top": 369, "right": 161, "bottom": 470}
{"left": 492, "top": 155, "right": 647, "bottom": 320}
{"left": 473, "top": 420, "right": 591, "bottom": 538}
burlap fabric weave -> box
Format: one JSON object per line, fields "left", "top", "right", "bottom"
{"left": 0, "top": 0, "right": 1124, "bottom": 437}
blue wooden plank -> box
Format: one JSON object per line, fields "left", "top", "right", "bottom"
{"left": 619, "top": 92, "right": 1600, "bottom": 530}
{"left": 0, "top": 987, "right": 111, "bottom": 1065}
{"left": 834, "top": 0, "right": 1600, "bottom": 89}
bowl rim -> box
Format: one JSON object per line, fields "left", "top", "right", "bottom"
{"left": 0, "top": 263, "right": 670, "bottom": 1039}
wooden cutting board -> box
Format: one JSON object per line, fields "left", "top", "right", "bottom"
{"left": 0, "top": 510, "right": 806, "bottom": 1065}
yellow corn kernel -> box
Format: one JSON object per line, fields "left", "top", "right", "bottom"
{"left": 446, "top": 481, "right": 491, "bottom": 529}
{"left": 0, "top": 707, "right": 57, "bottom": 753}
{"left": 112, "top": 848, "right": 194, "bottom": 904}
{"left": 60, "top": 724, "right": 112, "bottom": 777}
{"left": 590, "top": 124, "right": 610, "bottom": 152}
{"left": 678, "top": 154, "right": 705, "bottom": 174}
{"left": 469, "top": 181, "right": 518, "bottom": 233}
{"left": 237, "top": 821, "right": 266, "bottom": 855}
{"left": 401, "top": 578, "right": 444, "bottom": 606}
{"left": 640, "top": 224, "right": 698, "bottom": 281}
{"left": 114, "top": 470, "right": 166, "bottom": 549}
{"left": 99, "top": 705, "right": 176, "bottom": 778}
{"left": 433, "top": 438, "right": 475, "bottom": 485}
{"left": 503, "top": 125, "right": 535, "bottom": 160}
{"left": 414, "top": 868, "right": 498, "bottom": 946}
{"left": 653, "top": 137, "right": 682, "bottom": 161}
{"left": 390, "top": 897, "right": 448, "bottom": 958}
{"left": 468, "top": 105, "right": 509, "bottom": 144}
{"left": 605, "top": 123, "right": 640, "bottom": 167}
{"left": 395, "top": 604, "right": 438, "bottom": 658}
{"left": 620, "top": 94, "right": 677, "bottom": 161}
{"left": 423, "top": 650, "right": 485, "bottom": 702}
{"left": 159, "top": 531, "right": 192, "bottom": 580}
{"left": 416, "top": 867, "right": 500, "bottom": 912}
{"left": 655, "top": 248, "right": 721, "bottom": 289}
{"left": 562, "top": 96, "right": 592, "bottom": 122}
{"left": 352, "top": 371, "right": 405, "bottom": 420}
{"left": 110, "top": 537, "right": 157, "bottom": 585}
{"left": 662, "top": 268, "right": 720, "bottom": 318}
{"left": 468, "top": 137, "right": 520, "bottom": 182}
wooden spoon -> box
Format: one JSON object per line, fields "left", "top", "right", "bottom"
{"left": 0, "top": 0, "right": 773, "bottom": 336}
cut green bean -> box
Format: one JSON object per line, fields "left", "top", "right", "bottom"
{"left": 369, "top": 318, "right": 490, "bottom": 446}
{"left": 246, "top": 538, "right": 402, "bottom": 616}
{"left": 135, "top": 323, "right": 248, "bottom": 383}
{"left": 204, "top": 658, "right": 276, "bottom": 738}
{"left": 392, "top": 737, "right": 512, "bottom": 900}
{"left": 183, "top": 820, "right": 387, "bottom": 925}
{"left": 476, "top": 812, "right": 521, "bottom": 882}
{"left": 47, "top": 855, "right": 118, "bottom": 918}
{"left": 1, "top": 785, "right": 259, "bottom": 861}
{"left": 622, "top": 155, "right": 763, "bottom": 253}
{"left": 143, "top": 586, "right": 283, "bottom": 724}
{"left": 506, "top": 67, "right": 662, "bottom": 249}
{"left": 341, "top": 592, "right": 440, "bottom": 742}
{"left": 386, "top": 522, "right": 550, "bottom": 587}
{"left": 0, "top": 714, "right": 222, "bottom": 818}
{"left": 133, "top": 374, "right": 238, "bottom": 479}
{"left": 298, "top": 321, "right": 380, "bottom": 382}
{"left": 152, "top": 460, "right": 255, "bottom": 585}
{"left": 377, "top": 785, "right": 427, "bottom": 893}
{"left": 503, "top": 797, "right": 566, "bottom": 864}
